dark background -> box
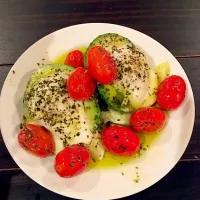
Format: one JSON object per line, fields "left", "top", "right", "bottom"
{"left": 0, "top": 0, "right": 200, "bottom": 200}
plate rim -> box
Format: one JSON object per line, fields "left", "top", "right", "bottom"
{"left": 0, "top": 23, "right": 195, "bottom": 200}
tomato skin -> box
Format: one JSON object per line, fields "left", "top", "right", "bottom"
{"left": 18, "top": 124, "right": 55, "bottom": 158}
{"left": 157, "top": 75, "right": 186, "bottom": 110}
{"left": 101, "top": 125, "right": 140, "bottom": 156}
{"left": 87, "top": 46, "right": 117, "bottom": 84}
{"left": 67, "top": 67, "right": 96, "bottom": 101}
{"left": 64, "top": 50, "right": 84, "bottom": 68}
{"left": 130, "top": 107, "right": 166, "bottom": 133}
{"left": 54, "top": 145, "right": 90, "bottom": 178}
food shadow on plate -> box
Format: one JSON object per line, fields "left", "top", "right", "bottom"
{"left": 154, "top": 124, "right": 172, "bottom": 146}
{"left": 40, "top": 157, "right": 69, "bottom": 191}
{"left": 169, "top": 91, "right": 191, "bottom": 120}
{"left": 174, "top": 95, "right": 195, "bottom": 161}
{"left": 10, "top": 34, "right": 53, "bottom": 166}
{"left": 41, "top": 156, "right": 101, "bottom": 193}
{"left": 10, "top": 69, "right": 40, "bottom": 166}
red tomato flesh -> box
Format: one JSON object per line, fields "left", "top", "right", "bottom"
{"left": 130, "top": 107, "right": 166, "bottom": 133}
{"left": 64, "top": 50, "right": 84, "bottom": 68}
{"left": 157, "top": 75, "right": 186, "bottom": 110}
{"left": 101, "top": 125, "right": 140, "bottom": 156}
{"left": 67, "top": 67, "right": 96, "bottom": 101}
{"left": 87, "top": 46, "right": 117, "bottom": 84}
{"left": 54, "top": 145, "right": 90, "bottom": 178}
{"left": 18, "top": 124, "right": 55, "bottom": 158}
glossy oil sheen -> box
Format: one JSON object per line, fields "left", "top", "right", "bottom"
{"left": 53, "top": 46, "right": 165, "bottom": 169}
{"left": 1, "top": 23, "right": 194, "bottom": 200}
{"left": 88, "top": 131, "right": 162, "bottom": 169}
{"left": 53, "top": 46, "right": 87, "bottom": 64}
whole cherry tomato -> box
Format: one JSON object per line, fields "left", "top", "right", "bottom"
{"left": 101, "top": 125, "right": 140, "bottom": 156}
{"left": 67, "top": 67, "right": 96, "bottom": 101}
{"left": 130, "top": 107, "right": 166, "bottom": 133}
{"left": 54, "top": 145, "right": 90, "bottom": 178}
{"left": 157, "top": 75, "right": 186, "bottom": 110}
{"left": 18, "top": 124, "right": 55, "bottom": 158}
{"left": 87, "top": 46, "right": 117, "bottom": 84}
{"left": 65, "top": 50, "right": 84, "bottom": 68}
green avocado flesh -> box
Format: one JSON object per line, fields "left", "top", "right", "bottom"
{"left": 101, "top": 109, "right": 131, "bottom": 126}
{"left": 85, "top": 33, "right": 158, "bottom": 113}
{"left": 155, "top": 62, "right": 171, "bottom": 83}
{"left": 23, "top": 64, "right": 101, "bottom": 153}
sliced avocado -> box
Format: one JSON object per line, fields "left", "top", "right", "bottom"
{"left": 84, "top": 33, "right": 134, "bottom": 67}
{"left": 85, "top": 33, "right": 153, "bottom": 112}
{"left": 85, "top": 131, "right": 105, "bottom": 161}
{"left": 23, "top": 64, "right": 75, "bottom": 125}
{"left": 98, "top": 84, "right": 130, "bottom": 113}
{"left": 83, "top": 98, "right": 101, "bottom": 132}
{"left": 23, "top": 64, "right": 101, "bottom": 153}
{"left": 141, "top": 68, "right": 159, "bottom": 107}
{"left": 155, "top": 62, "right": 171, "bottom": 83}
{"left": 25, "top": 64, "right": 74, "bottom": 92}
{"left": 102, "top": 109, "right": 131, "bottom": 126}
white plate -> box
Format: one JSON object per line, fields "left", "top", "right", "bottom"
{"left": 0, "top": 23, "right": 195, "bottom": 200}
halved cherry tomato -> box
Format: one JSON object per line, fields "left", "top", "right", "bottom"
{"left": 101, "top": 125, "right": 140, "bottom": 156}
{"left": 18, "top": 124, "right": 55, "bottom": 158}
{"left": 64, "top": 50, "right": 84, "bottom": 68}
{"left": 157, "top": 75, "right": 186, "bottom": 110}
{"left": 67, "top": 67, "right": 96, "bottom": 101}
{"left": 54, "top": 145, "right": 90, "bottom": 178}
{"left": 130, "top": 107, "right": 166, "bottom": 133}
{"left": 87, "top": 46, "right": 117, "bottom": 84}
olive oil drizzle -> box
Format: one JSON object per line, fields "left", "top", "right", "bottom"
{"left": 53, "top": 46, "right": 165, "bottom": 169}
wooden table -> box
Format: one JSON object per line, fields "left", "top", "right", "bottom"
{"left": 0, "top": 1, "right": 200, "bottom": 199}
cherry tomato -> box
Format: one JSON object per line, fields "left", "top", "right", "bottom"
{"left": 54, "top": 145, "right": 90, "bottom": 178}
{"left": 18, "top": 124, "right": 55, "bottom": 158}
{"left": 130, "top": 107, "right": 166, "bottom": 133}
{"left": 157, "top": 75, "right": 186, "bottom": 110}
{"left": 87, "top": 46, "right": 117, "bottom": 84}
{"left": 101, "top": 125, "right": 140, "bottom": 156}
{"left": 64, "top": 50, "right": 84, "bottom": 68}
{"left": 67, "top": 67, "right": 96, "bottom": 101}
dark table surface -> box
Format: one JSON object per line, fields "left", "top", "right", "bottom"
{"left": 0, "top": 1, "right": 200, "bottom": 200}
